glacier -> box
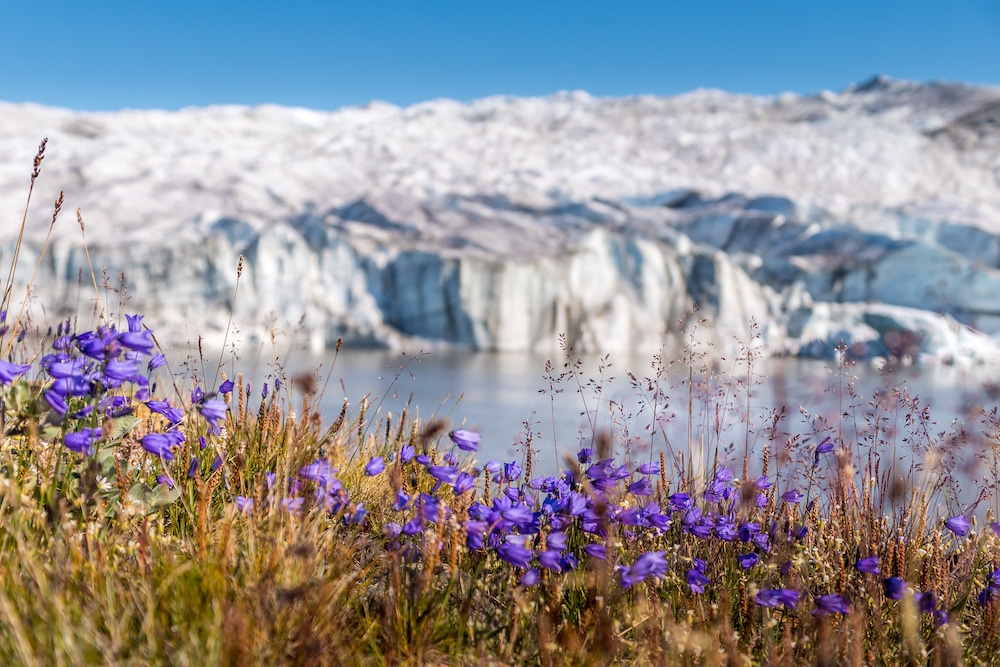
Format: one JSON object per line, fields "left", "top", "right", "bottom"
{"left": 2, "top": 75, "right": 1000, "bottom": 363}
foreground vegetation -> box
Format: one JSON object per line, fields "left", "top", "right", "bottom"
{"left": 4, "top": 141, "right": 1000, "bottom": 665}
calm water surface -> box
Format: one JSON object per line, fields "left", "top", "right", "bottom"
{"left": 199, "top": 344, "right": 1000, "bottom": 498}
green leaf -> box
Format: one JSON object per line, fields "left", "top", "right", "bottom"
{"left": 127, "top": 480, "right": 181, "bottom": 509}
{"left": 7, "top": 379, "right": 31, "bottom": 412}
{"left": 41, "top": 425, "right": 63, "bottom": 442}
{"left": 151, "top": 481, "right": 181, "bottom": 507}
{"left": 109, "top": 415, "right": 141, "bottom": 441}
{"left": 95, "top": 447, "right": 120, "bottom": 477}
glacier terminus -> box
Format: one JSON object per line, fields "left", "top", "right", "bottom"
{"left": 2, "top": 76, "right": 1000, "bottom": 364}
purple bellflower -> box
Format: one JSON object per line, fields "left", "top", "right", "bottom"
{"left": 520, "top": 568, "right": 541, "bottom": 586}
{"left": 148, "top": 353, "right": 166, "bottom": 371}
{"left": 756, "top": 589, "right": 801, "bottom": 609}
{"left": 365, "top": 456, "right": 386, "bottom": 476}
{"left": 64, "top": 427, "right": 101, "bottom": 456}
{"left": 103, "top": 359, "right": 139, "bottom": 383}
{"left": 427, "top": 464, "right": 459, "bottom": 485}
{"left": 0, "top": 360, "right": 31, "bottom": 385}
{"left": 546, "top": 532, "right": 567, "bottom": 551}
{"left": 119, "top": 330, "right": 154, "bottom": 353}
{"left": 402, "top": 517, "right": 424, "bottom": 536}
{"left": 915, "top": 591, "right": 937, "bottom": 614}
{"left": 392, "top": 489, "right": 410, "bottom": 511}
{"left": 883, "top": 577, "right": 907, "bottom": 600}
{"left": 300, "top": 461, "right": 339, "bottom": 488}
{"left": 538, "top": 550, "right": 563, "bottom": 572}
{"left": 945, "top": 515, "right": 971, "bottom": 537}
{"left": 669, "top": 493, "right": 692, "bottom": 511}
{"left": 814, "top": 594, "right": 851, "bottom": 615}
{"left": 857, "top": 556, "right": 880, "bottom": 575}
{"left": 465, "top": 520, "right": 488, "bottom": 550}
{"left": 620, "top": 551, "right": 668, "bottom": 588}
{"left": 141, "top": 432, "right": 178, "bottom": 461}
{"left": 449, "top": 429, "right": 481, "bottom": 452}
{"left": 452, "top": 471, "right": 476, "bottom": 494}
{"left": 147, "top": 400, "right": 183, "bottom": 425}
{"left": 44, "top": 389, "right": 68, "bottom": 415}
{"left": 782, "top": 489, "right": 803, "bottom": 504}
{"left": 198, "top": 399, "right": 228, "bottom": 429}
{"left": 235, "top": 497, "right": 254, "bottom": 514}
{"left": 629, "top": 478, "right": 653, "bottom": 496}
{"left": 687, "top": 568, "right": 710, "bottom": 594}
{"left": 497, "top": 540, "right": 534, "bottom": 569}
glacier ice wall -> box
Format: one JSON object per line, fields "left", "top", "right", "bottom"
{"left": 10, "top": 221, "right": 775, "bottom": 355}
{"left": 2, "top": 76, "right": 1000, "bottom": 362}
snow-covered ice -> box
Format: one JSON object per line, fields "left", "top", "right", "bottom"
{"left": 2, "top": 75, "right": 1000, "bottom": 363}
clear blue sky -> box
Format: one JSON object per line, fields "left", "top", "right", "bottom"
{"left": 2, "top": 1, "right": 998, "bottom": 111}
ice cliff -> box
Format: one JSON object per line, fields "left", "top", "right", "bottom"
{"left": 2, "top": 75, "right": 1000, "bottom": 363}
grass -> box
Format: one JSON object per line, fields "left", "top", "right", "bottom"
{"left": 1, "top": 141, "right": 999, "bottom": 665}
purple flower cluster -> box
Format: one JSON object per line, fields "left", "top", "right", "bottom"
{"left": 342, "top": 440, "right": 964, "bottom": 618}
{"left": 361, "top": 445, "right": 798, "bottom": 596}
{"left": 39, "top": 315, "right": 166, "bottom": 457}
{"left": 31, "top": 315, "right": 234, "bottom": 478}
{"left": 853, "top": 559, "right": 947, "bottom": 623}
{"left": 236, "top": 460, "right": 352, "bottom": 517}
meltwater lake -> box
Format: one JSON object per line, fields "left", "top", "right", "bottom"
{"left": 201, "top": 342, "right": 1000, "bottom": 501}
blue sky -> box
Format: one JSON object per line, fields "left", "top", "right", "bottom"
{"left": 2, "top": 1, "right": 998, "bottom": 111}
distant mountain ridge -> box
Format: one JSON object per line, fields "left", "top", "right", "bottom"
{"left": 1, "top": 77, "right": 999, "bottom": 363}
